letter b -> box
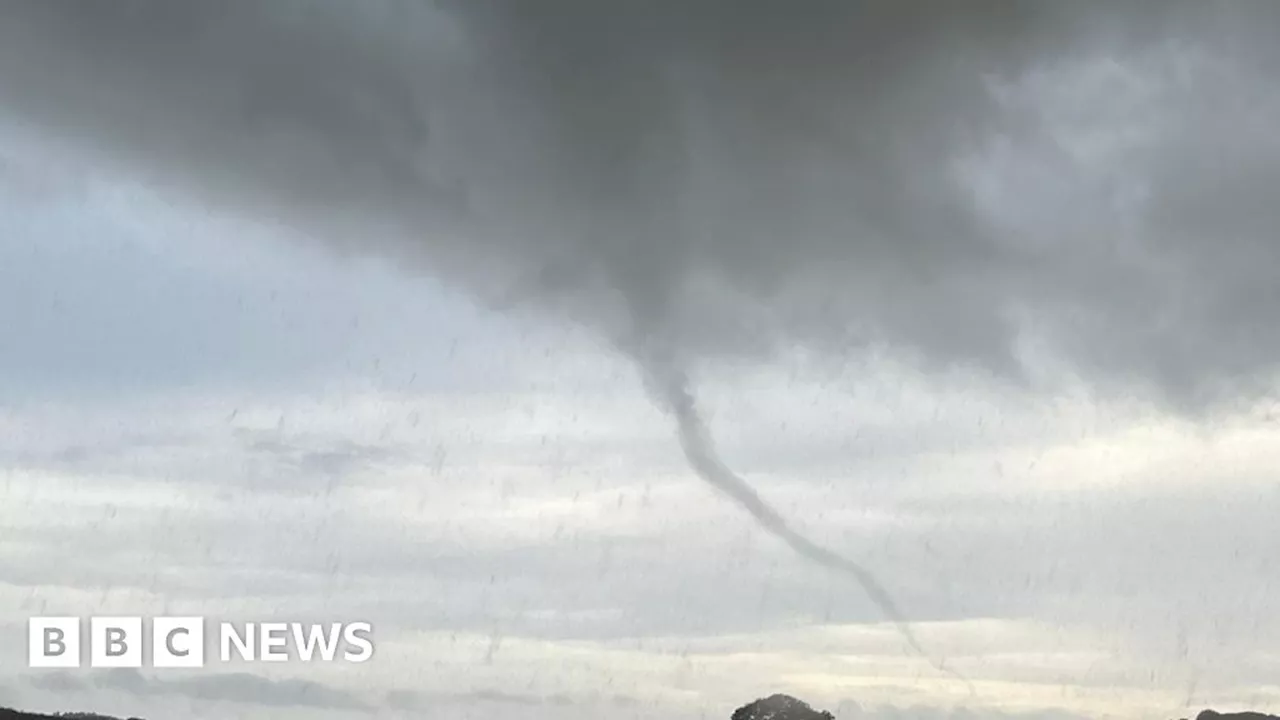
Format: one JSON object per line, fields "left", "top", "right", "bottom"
{"left": 28, "top": 617, "right": 80, "bottom": 668}
{"left": 90, "top": 617, "right": 142, "bottom": 668}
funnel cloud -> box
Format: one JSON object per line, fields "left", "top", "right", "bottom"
{"left": 3, "top": 0, "right": 1280, "bottom": 678}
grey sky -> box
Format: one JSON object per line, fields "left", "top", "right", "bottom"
{"left": 0, "top": 172, "right": 548, "bottom": 403}
{"left": 1, "top": 2, "right": 1279, "bottom": 719}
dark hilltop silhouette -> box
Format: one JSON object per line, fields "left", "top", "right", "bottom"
{"left": 1183, "top": 712, "right": 1280, "bottom": 720}
{"left": 733, "top": 694, "right": 835, "bottom": 720}
{"left": 0, "top": 710, "right": 142, "bottom": 720}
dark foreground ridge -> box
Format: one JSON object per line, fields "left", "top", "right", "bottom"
{"left": 0, "top": 710, "right": 142, "bottom": 720}
{"left": 2, "top": 702, "right": 1278, "bottom": 720}
{"left": 1181, "top": 713, "right": 1280, "bottom": 720}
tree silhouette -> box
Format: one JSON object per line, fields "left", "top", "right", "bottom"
{"left": 731, "top": 694, "right": 835, "bottom": 720}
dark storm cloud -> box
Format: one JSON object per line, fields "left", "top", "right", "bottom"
{"left": 1, "top": 0, "right": 1278, "bottom": 406}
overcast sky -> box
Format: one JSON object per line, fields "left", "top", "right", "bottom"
{"left": 2, "top": 2, "right": 1280, "bottom": 720}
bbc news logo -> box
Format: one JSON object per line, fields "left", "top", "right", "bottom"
{"left": 28, "top": 617, "right": 374, "bottom": 668}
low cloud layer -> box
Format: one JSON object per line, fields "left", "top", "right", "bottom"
{"left": 2, "top": 367, "right": 1278, "bottom": 717}
{"left": 27, "top": 668, "right": 370, "bottom": 711}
